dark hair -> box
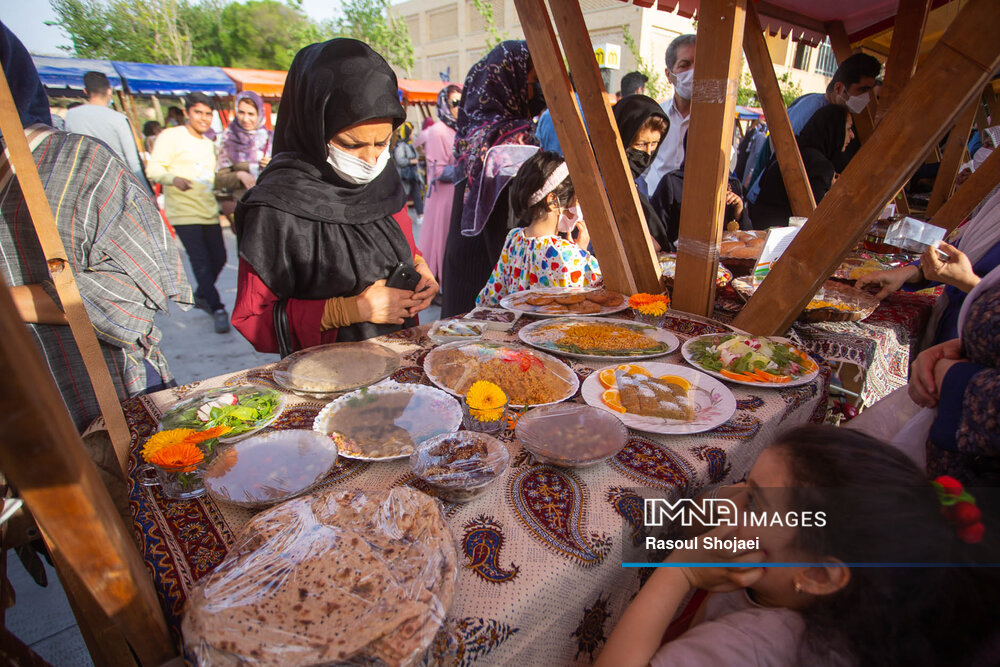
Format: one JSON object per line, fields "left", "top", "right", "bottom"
{"left": 637, "top": 114, "right": 668, "bottom": 139}
{"left": 510, "top": 151, "right": 574, "bottom": 226}
{"left": 185, "top": 92, "right": 213, "bottom": 111}
{"left": 828, "top": 53, "right": 882, "bottom": 93}
{"left": 620, "top": 71, "right": 648, "bottom": 97}
{"left": 167, "top": 106, "right": 184, "bottom": 118}
{"left": 445, "top": 84, "right": 462, "bottom": 97}
{"left": 83, "top": 71, "right": 111, "bottom": 97}
{"left": 772, "top": 425, "right": 1000, "bottom": 666}
{"left": 142, "top": 120, "right": 161, "bottom": 137}
{"left": 665, "top": 34, "right": 696, "bottom": 70}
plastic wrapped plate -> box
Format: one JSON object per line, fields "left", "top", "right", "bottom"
{"left": 158, "top": 384, "right": 285, "bottom": 442}
{"left": 423, "top": 340, "right": 579, "bottom": 408}
{"left": 182, "top": 486, "right": 457, "bottom": 666}
{"left": 427, "top": 319, "right": 485, "bottom": 344}
{"left": 515, "top": 403, "right": 628, "bottom": 467}
{"left": 203, "top": 430, "right": 339, "bottom": 509}
{"left": 313, "top": 382, "right": 462, "bottom": 461}
{"left": 272, "top": 342, "right": 401, "bottom": 398}
{"left": 411, "top": 432, "right": 509, "bottom": 502}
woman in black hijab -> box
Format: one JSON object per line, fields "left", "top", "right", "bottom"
{"left": 232, "top": 39, "right": 438, "bottom": 355}
{"left": 612, "top": 94, "right": 670, "bottom": 250}
{"left": 749, "top": 104, "right": 854, "bottom": 229}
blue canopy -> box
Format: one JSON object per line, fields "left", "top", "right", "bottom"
{"left": 112, "top": 61, "right": 235, "bottom": 96}
{"left": 31, "top": 55, "right": 122, "bottom": 92}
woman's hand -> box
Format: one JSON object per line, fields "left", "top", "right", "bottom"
{"left": 856, "top": 265, "right": 921, "bottom": 300}
{"left": 258, "top": 156, "right": 270, "bottom": 168}
{"left": 172, "top": 177, "right": 192, "bottom": 191}
{"left": 236, "top": 171, "right": 256, "bottom": 189}
{"left": 574, "top": 219, "right": 591, "bottom": 251}
{"left": 355, "top": 279, "right": 421, "bottom": 325}
{"left": 409, "top": 261, "right": 439, "bottom": 316}
{"left": 921, "top": 242, "right": 979, "bottom": 292}
{"left": 725, "top": 189, "right": 744, "bottom": 218}
{"left": 908, "top": 338, "right": 963, "bottom": 408}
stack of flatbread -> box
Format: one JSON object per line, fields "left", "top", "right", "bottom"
{"left": 182, "top": 487, "right": 457, "bottom": 666}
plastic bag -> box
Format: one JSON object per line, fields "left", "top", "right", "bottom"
{"left": 884, "top": 217, "right": 946, "bottom": 254}
{"left": 515, "top": 403, "right": 628, "bottom": 467}
{"left": 182, "top": 486, "right": 457, "bottom": 666}
{"left": 271, "top": 342, "right": 401, "bottom": 397}
{"left": 410, "top": 432, "right": 509, "bottom": 502}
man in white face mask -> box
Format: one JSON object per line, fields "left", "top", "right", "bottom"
{"left": 642, "top": 33, "right": 696, "bottom": 195}
{"left": 746, "top": 52, "right": 881, "bottom": 204}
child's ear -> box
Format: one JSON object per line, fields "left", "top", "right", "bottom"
{"left": 797, "top": 559, "right": 850, "bottom": 597}
{"left": 545, "top": 192, "right": 560, "bottom": 210}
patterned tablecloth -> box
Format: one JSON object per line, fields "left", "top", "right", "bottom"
{"left": 715, "top": 287, "right": 937, "bottom": 407}
{"left": 126, "top": 311, "right": 828, "bottom": 665}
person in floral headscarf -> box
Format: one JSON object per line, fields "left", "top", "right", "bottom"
{"left": 215, "top": 90, "right": 272, "bottom": 217}
{"left": 440, "top": 40, "right": 544, "bottom": 317}
{"left": 413, "top": 83, "right": 462, "bottom": 280}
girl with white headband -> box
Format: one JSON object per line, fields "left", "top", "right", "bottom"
{"left": 476, "top": 151, "right": 601, "bottom": 306}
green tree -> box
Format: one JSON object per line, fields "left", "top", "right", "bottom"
{"left": 736, "top": 67, "right": 804, "bottom": 108}
{"left": 471, "top": 0, "right": 506, "bottom": 51}
{"left": 335, "top": 0, "right": 415, "bottom": 74}
{"left": 622, "top": 25, "right": 665, "bottom": 99}
{"left": 214, "top": 1, "right": 320, "bottom": 69}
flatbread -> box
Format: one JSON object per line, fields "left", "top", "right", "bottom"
{"left": 285, "top": 348, "right": 392, "bottom": 392}
{"left": 182, "top": 487, "right": 456, "bottom": 666}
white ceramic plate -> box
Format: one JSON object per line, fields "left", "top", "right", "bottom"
{"left": 680, "top": 334, "right": 820, "bottom": 388}
{"left": 499, "top": 287, "right": 628, "bottom": 318}
{"left": 313, "top": 382, "right": 462, "bottom": 461}
{"left": 581, "top": 362, "right": 736, "bottom": 435}
{"left": 518, "top": 317, "right": 679, "bottom": 360}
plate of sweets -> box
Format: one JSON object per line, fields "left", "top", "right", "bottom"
{"left": 581, "top": 362, "right": 736, "bottom": 435}
{"left": 518, "top": 317, "right": 679, "bottom": 360}
{"left": 423, "top": 341, "right": 578, "bottom": 408}
{"left": 313, "top": 382, "right": 462, "bottom": 461}
{"left": 682, "top": 334, "right": 819, "bottom": 388}
{"left": 500, "top": 287, "right": 627, "bottom": 317}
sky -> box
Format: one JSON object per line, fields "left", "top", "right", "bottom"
{"left": 1, "top": 0, "right": 346, "bottom": 56}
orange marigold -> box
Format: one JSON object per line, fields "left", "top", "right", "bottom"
{"left": 142, "top": 429, "right": 196, "bottom": 462}
{"left": 149, "top": 442, "right": 204, "bottom": 472}
{"left": 629, "top": 292, "right": 669, "bottom": 308}
{"left": 185, "top": 425, "right": 232, "bottom": 445}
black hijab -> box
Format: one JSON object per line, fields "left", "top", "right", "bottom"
{"left": 612, "top": 94, "right": 671, "bottom": 249}
{"left": 236, "top": 39, "right": 414, "bottom": 344}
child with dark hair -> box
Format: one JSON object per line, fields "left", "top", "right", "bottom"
{"left": 475, "top": 150, "right": 600, "bottom": 306}
{"left": 597, "top": 425, "right": 999, "bottom": 667}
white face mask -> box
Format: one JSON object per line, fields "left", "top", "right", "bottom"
{"left": 672, "top": 68, "right": 694, "bottom": 100}
{"left": 326, "top": 143, "right": 389, "bottom": 185}
{"left": 557, "top": 204, "right": 582, "bottom": 234}
{"left": 843, "top": 90, "right": 870, "bottom": 114}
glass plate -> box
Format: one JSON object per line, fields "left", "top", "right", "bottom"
{"left": 680, "top": 334, "right": 820, "bottom": 388}
{"left": 518, "top": 317, "right": 679, "bottom": 360}
{"left": 499, "top": 287, "right": 628, "bottom": 318}
{"left": 158, "top": 384, "right": 285, "bottom": 442}
{"left": 272, "top": 342, "right": 401, "bottom": 398}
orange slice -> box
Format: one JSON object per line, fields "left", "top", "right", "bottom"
{"left": 601, "top": 389, "right": 627, "bottom": 413}
{"left": 598, "top": 364, "right": 652, "bottom": 389}
{"left": 657, "top": 375, "right": 691, "bottom": 392}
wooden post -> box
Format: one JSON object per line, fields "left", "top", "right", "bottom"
{"left": 876, "top": 0, "right": 932, "bottom": 124}
{"left": 734, "top": 0, "right": 1000, "bottom": 335}
{"left": 0, "top": 73, "right": 133, "bottom": 473}
{"left": 150, "top": 94, "right": 164, "bottom": 126}
{"left": 548, "top": 1, "right": 661, "bottom": 293}
{"left": 984, "top": 85, "right": 1000, "bottom": 121}
{"left": 975, "top": 96, "right": 991, "bottom": 135}
{"left": 672, "top": 0, "right": 746, "bottom": 316}
{"left": 743, "top": 1, "right": 815, "bottom": 217}
{"left": 0, "top": 270, "right": 177, "bottom": 665}
{"left": 926, "top": 96, "right": 981, "bottom": 217}
{"left": 827, "top": 19, "right": 910, "bottom": 215}
{"left": 930, "top": 147, "right": 1000, "bottom": 233}
{"left": 514, "top": 0, "right": 638, "bottom": 294}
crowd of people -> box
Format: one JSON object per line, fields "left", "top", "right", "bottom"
{"left": 2, "top": 18, "right": 1000, "bottom": 664}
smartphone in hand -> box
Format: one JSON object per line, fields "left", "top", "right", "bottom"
{"left": 385, "top": 262, "right": 421, "bottom": 291}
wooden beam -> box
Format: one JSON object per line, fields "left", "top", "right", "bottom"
{"left": 548, "top": 1, "right": 661, "bottom": 294}
{"left": 672, "top": 0, "right": 746, "bottom": 316}
{"left": 876, "top": 0, "right": 932, "bottom": 124}
{"left": 930, "top": 146, "right": 1000, "bottom": 233}
{"left": 926, "top": 96, "right": 980, "bottom": 217}
{"left": 755, "top": 1, "right": 828, "bottom": 35}
{"left": 735, "top": 0, "right": 1000, "bottom": 335}
{"left": 514, "top": 0, "right": 638, "bottom": 294}
{"left": 743, "top": 2, "right": 815, "bottom": 217}
{"left": 975, "top": 95, "right": 990, "bottom": 134}
{"left": 0, "top": 269, "right": 177, "bottom": 665}
{"left": 985, "top": 85, "right": 1000, "bottom": 122}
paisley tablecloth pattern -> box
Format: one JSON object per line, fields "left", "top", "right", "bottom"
{"left": 127, "top": 311, "right": 826, "bottom": 664}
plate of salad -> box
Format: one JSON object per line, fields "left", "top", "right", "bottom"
{"left": 680, "top": 334, "right": 819, "bottom": 388}
{"left": 158, "top": 384, "right": 286, "bottom": 441}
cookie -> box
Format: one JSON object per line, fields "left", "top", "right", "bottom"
{"left": 555, "top": 293, "right": 586, "bottom": 305}
{"left": 526, "top": 295, "right": 555, "bottom": 306}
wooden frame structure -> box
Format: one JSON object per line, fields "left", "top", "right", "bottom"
{"left": 516, "top": 0, "right": 1000, "bottom": 334}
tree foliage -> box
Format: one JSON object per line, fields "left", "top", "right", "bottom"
{"left": 622, "top": 25, "right": 665, "bottom": 99}
{"left": 471, "top": 0, "right": 506, "bottom": 51}
{"left": 737, "top": 67, "right": 804, "bottom": 108}
{"left": 334, "top": 0, "right": 415, "bottom": 74}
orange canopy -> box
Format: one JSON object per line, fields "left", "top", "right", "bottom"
{"left": 398, "top": 79, "right": 448, "bottom": 105}
{"left": 221, "top": 68, "right": 287, "bottom": 98}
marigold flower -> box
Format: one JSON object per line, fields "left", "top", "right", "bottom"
{"left": 185, "top": 425, "right": 232, "bottom": 445}
{"left": 148, "top": 442, "right": 204, "bottom": 472}
{"left": 465, "top": 381, "right": 507, "bottom": 422}
{"left": 142, "top": 429, "right": 196, "bottom": 462}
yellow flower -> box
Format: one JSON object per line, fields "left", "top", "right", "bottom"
{"left": 142, "top": 429, "right": 196, "bottom": 462}
{"left": 465, "top": 381, "right": 507, "bottom": 422}
{"left": 149, "top": 442, "right": 204, "bottom": 472}
{"left": 636, "top": 301, "right": 667, "bottom": 317}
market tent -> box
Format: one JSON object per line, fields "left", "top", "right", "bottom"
{"left": 397, "top": 78, "right": 447, "bottom": 104}
{"left": 735, "top": 105, "right": 762, "bottom": 120}
{"left": 31, "top": 55, "right": 122, "bottom": 94}
{"left": 222, "top": 67, "right": 286, "bottom": 98}
{"left": 112, "top": 61, "right": 236, "bottom": 96}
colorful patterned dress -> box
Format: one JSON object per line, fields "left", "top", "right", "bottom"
{"left": 476, "top": 228, "right": 602, "bottom": 306}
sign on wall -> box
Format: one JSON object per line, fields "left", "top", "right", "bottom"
{"left": 593, "top": 43, "right": 621, "bottom": 70}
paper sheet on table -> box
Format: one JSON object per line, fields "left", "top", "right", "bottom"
{"left": 752, "top": 226, "right": 800, "bottom": 281}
